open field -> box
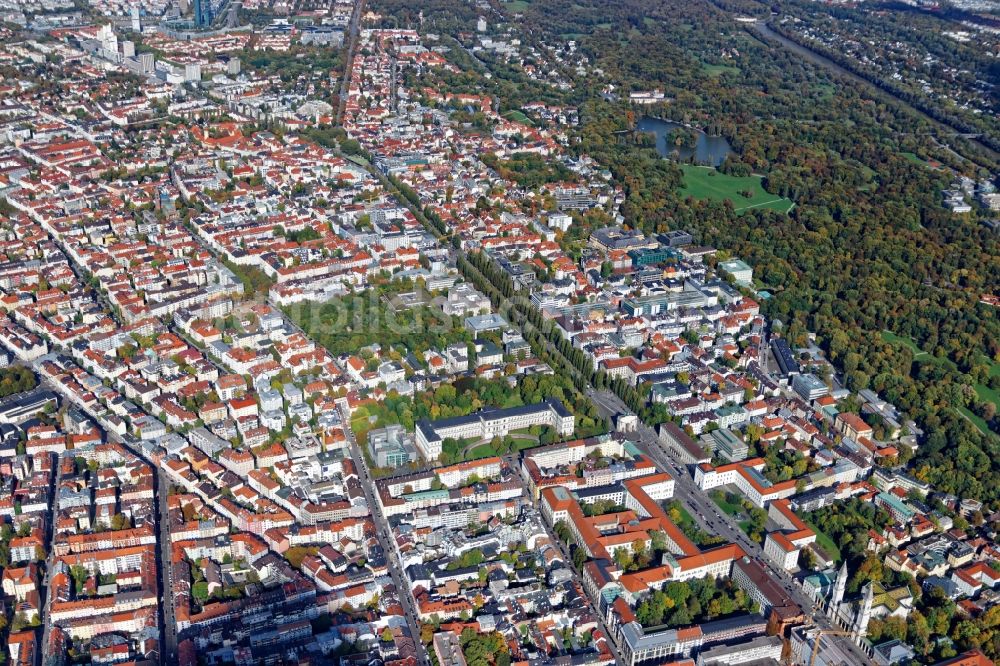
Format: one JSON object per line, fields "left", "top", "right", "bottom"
{"left": 880, "top": 330, "right": 930, "bottom": 358}
{"left": 959, "top": 408, "right": 992, "bottom": 436}
{"left": 505, "top": 0, "right": 531, "bottom": 12}
{"left": 678, "top": 165, "right": 794, "bottom": 213}
{"left": 702, "top": 63, "right": 740, "bottom": 77}
{"left": 975, "top": 384, "right": 1000, "bottom": 412}
{"left": 502, "top": 110, "right": 533, "bottom": 125}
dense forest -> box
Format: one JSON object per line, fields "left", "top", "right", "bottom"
{"left": 772, "top": 0, "right": 1000, "bottom": 152}
{"left": 0, "top": 367, "right": 36, "bottom": 399}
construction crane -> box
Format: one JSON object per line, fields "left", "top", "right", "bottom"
{"left": 782, "top": 628, "right": 857, "bottom": 666}
{"left": 808, "top": 628, "right": 857, "bottom": 666}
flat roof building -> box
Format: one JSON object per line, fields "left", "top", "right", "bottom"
{"left": 368, "top": 424, "right": 417, "bottom": 468}
{"left": 432, "top": 632, "right": 467, "bottom": 666}
{"left": 770, "top": 338, "right": 799, "bottom": 377}
{"left": 792, "top": 373, "right": 829, "bottom": 402}
{"left": 718, "top": 259, "right": 753, "bottom": 287}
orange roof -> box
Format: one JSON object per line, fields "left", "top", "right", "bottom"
{"left": 837, "top": 412, "right": 872, "bottom": 433}
{"left": 934, "top": 650, "right": 994, "bottom": 666}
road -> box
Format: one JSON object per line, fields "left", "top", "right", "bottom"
{"left": 341, "top": 405, "right": 430, "bottom": 666}
{"left": 29, "top": 362, "right": 176, "bottom": 664}
{"left": 528, "top": 492, "right": 625, "bottom": 666}
{"left": 586, "top": 389, "right": 872, "bottom": 665}
{"left": 37, "top": 162, "right": 193, "bottom": 666}
{"left": 336, "top": 0, "right": 366, "bottom": 125}
{"left": 157, "top": 468, "right": 179, "bottom": 662}
{"left": 39, "top": 442, "right": 64, "bottom": 665}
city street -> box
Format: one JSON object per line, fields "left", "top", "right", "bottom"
{"left": 336, "top": 0, "right": 365, "bottom": 124}
{"left": 29, "top": 361, "right": 177, "bottom": 664}
{"left": 157, "top": 468, "right": 179, "bottom": 662}
{"left": 532, "top": 502, "right": 625, "bottom": 666}
{"left": 39, "top": 443, "right": 63, "bottom": 664}
{"left": 341, "top": 405, "right": 430, "bottom": 666}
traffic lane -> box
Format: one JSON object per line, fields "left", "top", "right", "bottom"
{"left": 344, "top": 434, "right": 429, "bottom": 665}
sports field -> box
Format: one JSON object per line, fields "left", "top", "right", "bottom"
{"left": 678, "top": 165, "right": 794, "bottom": 213}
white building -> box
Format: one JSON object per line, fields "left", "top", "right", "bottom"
{"left": 415, "top": 399, "right": 574, "bottom": 459}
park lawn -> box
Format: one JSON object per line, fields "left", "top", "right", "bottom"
{"left": 880, "top": 330, "right": 958, "bottom": 370}
{"left": 467, "top": 443, "right": 499, "bottom": 460}
{"left": 503, "top": 110, "right": 533, "bottom": 125}
{"left": 816, "top": 83, "right": 836, "bottom": 101}
{"left": 881, "top": 330, "right": 996, "bottom": 436}
{"left": 468, "top": 438, "right": 538, "bottom": 461}
{"left": 959, "top": 407, "right": 992, "bottom": 437}
{"left": 678, "top": 165, "right": 793, "bottom": 214}
{"left": 512, "top": 438, "right": 540, "bottom": 453}
{"left": 505, "top": 0, "right": 531, "bottom": 12}
{"left": 973, "top": 356, "right": 1000, "bottom": 410}
{"left": 804, "top": 520, "right": 842, "bottom": 564}
{"left": 975, "top": 383, "right": 1000, "bottom": 412}
{"left": 880, "top": 330, "right": 928, "bottom": 357}
{"left": 710, "top": 490, "right": 744, "bottom": 517}
{"left": 702, "top": 63, "right": 739, "bottom": 77}
{"left": 900, "top": 152, "right": 929, "bottom": 167}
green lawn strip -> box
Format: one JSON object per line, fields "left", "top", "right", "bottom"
{"left": 882, "top": 331, "right": 997, "bottom": 434}
{"left": 900, "top": 152, "right": 928, "bottom": 166}
{"left": 975, "top": 384, "right": 1000, "bottom": 411}
{"left": 958, "top": 407, "right": 992, "bottom": 437}
{"left": 804, "top": 520, "right": 842, "bottom": 564}
{"left": 880, "top": 330, "right": 960, "bottom": 370}
{"left": 672, "top": 502, "right": 696, "bottom": 527}
{"left": 702, "top": 63, "right": 739, "bottom": 77}
{"left": 880, "top": 330, "right": 927, "bottom": 357}
{"left": 710, "top": 490, "right": 743, "bottom": 516}
{"left": 513, "top": 438, "right": 539, "bottom": 452}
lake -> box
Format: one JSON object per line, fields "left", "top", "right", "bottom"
{"left": 636, "top": 116, "right": 733, "bottom": 167}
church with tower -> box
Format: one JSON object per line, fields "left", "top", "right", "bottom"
{"left": 826, "top": 561, "right": 876, "bottom": 641}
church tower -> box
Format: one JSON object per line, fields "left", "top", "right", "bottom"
{"left": 853, "top": 581, "right": 875, "bottom": 639}
{"left": 829, "top": 560, "right": 848, "bottom": 615}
